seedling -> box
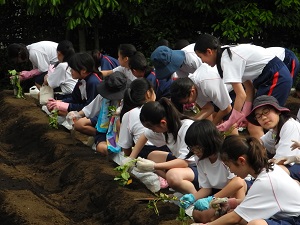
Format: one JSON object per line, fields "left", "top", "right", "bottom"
{"left": 147, "top": 193, "right": 178, "bottom": 216}
{"left": 221, "top": 126, "right": 235, "bottom": 139}
{"left": 49, "top": 109, "right": 59, "bottom": 129}
{"left": 114, "top": 158, "right": 137, "bottom": 186}
{"left": 107, "top": 105, "right": 117, "bottom": 117}
{"left": 9, "top": 69, "right": 24, "bottom": 99}
{"left": 176, "top": 207, "right": 191, "bottom": 225}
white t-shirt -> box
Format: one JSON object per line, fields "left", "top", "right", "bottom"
{"left": 47, "top": 62, "right": 77, "bottom": 94}
{"left": 266, "top": 47, "right": 285, "bottom": 61}
{"left": 189, "top": 64, "right": 232, "bottom": 110}
{"left": 144, "top": 119, "right": 195, "bottom": 164}
{"left": 113, "top": 66, "right": 136, "bottom": 81}
{"left": 118, "top": 107, "right": 154, "bottom": 148}
{"left": 176, "top": 43, "right": 202, "bottom": 78}
{"left": 261, "top": 118, "right": 300, "bottom": 159}
{"left": 221, "top": 44, "right": 276, "bottom": 84}
{"left": 27, "top": 41, "right": 58, "bottom": 72}
{"left": 235, "top": 165, "right": 300, "bottom": 222}
{"left": 196, "top": 155, "right": 235, "bottom": 189}
{"left": 82, "top": 94, "right": 103, "bottom": 118}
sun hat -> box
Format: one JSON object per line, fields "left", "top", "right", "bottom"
{"left": 150, "top": 46, "right": 185, "bottom": 80}
{"left": 97, "top": 71, "right": 131, "bottom": 100}
{"left": 246, "top": 95, "right": 290, "bottom": 126}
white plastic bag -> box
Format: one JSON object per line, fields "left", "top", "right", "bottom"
{"left": 39, "top": 85, "right": 54, "bottom": 105}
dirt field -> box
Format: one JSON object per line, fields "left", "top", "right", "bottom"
{"left": 0, "top": 90, "right": 299, "bottom": 225}
{"left": 0, "top": 90, "right": 187, "bottom": 225}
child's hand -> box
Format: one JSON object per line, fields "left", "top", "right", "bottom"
{"left": 291, "top": 140, "right": 300, "bottom": 150}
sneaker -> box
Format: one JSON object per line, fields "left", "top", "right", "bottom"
{"left": 159, "top": 176, "right": 169, "bottom": 189}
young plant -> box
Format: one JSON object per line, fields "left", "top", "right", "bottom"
{"left": 147, "top": 193, "right": 178, "bottom": 216}
{"left": 9, "top": 69, "right": 24, "bottom": 99}
{"left": 114, "top": 158, "right": 138, "bottom": 186}
{"left": 107, "top": 105, "right": 117, "bottom": 117}
{"left": 176, "top": 207, "right": 191, "bottom": 225}
{"left": 49, "top": 109, "right": 59, "bottom": 129}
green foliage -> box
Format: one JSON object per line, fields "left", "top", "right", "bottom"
{"left": 147, "top": 193, "right": 178, "bottom": 216}
{"left": 9, "top": 70, "right": 24, "bottom": 99}
{"left": 114, "top": 158, "right": 137, "bottom": 186}
{"left": 176, "top": 207, "right": 190, "bottom": 225}
{"left": 49, "top": 109, "right": 59, "bottom": 129}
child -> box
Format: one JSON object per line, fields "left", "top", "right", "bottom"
{"left": 170, "top": 65, "right": 233, "bottom": 125}
{"left": 91, "top": 49, "right": 119, "bottom": 72}
{"left": 128, "top": 51, "right": 172, "bottom": 100}
{"left": 47, "top": 52, "right": 101, "bottom": 116}
{"left": 7, "top": 41, "right": 58, "bottom": 90}
{"left": 194, "top": 34, "right": 293, "bottom": 136}
{"left": 266, "top": 47, "right": 300, "bottom": 83}
{"left": 125, "top": 98, "right": 198, "bottom": 194}
{"left": 194, "top": 135, "right": 300, "bottom": 225}
{"left": 180, "top": 120, "right": 246, "bottom": 223}
{"left": 246, "top": 95, "right": 300, "bottom": 181}
{"left": 100, "top": 44, "right": 137, "bottom": 81}
{"left": 151, "top": 43, "right": 202, "bottom": 79}
{"left": 43, "top": 40, "right": 77, "bottom": 100}
{"left": 118, "top": 78, "right": 169, "bottom": 158}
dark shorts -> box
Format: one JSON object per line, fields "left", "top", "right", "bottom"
{"left": 94, "top": 131, "right": 106, "bottom": 145}
{"left": 284, "top": 48, "right": 300, "bottom": 83}
{"left": 166, "top": 152, "right": 199, "bottom": 190}
{"left": 265, "top": 215, "right": 300, "bottom": 225}
{"left": 286, "top": 164, "right": 300, "bottom": 181}
{"left": 244, "top": 179, "right": 255, "bottom": 194}
{"left": 138, "top": 145, "right": 170, "bottom": 159}
{"left": 34, "top": 71, "right": 48, "bottom": 85}
{"left": 212, "top": 90, "right": 236, "bottom": 121}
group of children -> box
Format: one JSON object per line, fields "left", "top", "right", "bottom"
{"left": 7, "top": 35, "right": 300, "bottom": 225}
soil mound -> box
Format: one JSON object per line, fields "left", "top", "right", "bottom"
{"left": 0, "top": 90, "right": 183, "bottom": 225}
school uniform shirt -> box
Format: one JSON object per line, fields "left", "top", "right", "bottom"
{"left": 195, "top": 155, "right": 235, "bottom": 189}
{"left": 176, "top": 43, "right": 202, "bottom": 78}
{"left": 98, "top": 54, "right": 119, "bottom": 71}
{"left": 118, "top": 107, "right": 155, "bottom": 148}
{"left": 189, "top": 63, "right": 232, "bottom": 110}
{"left": 27, "top": 41, "right": 58, "bottom": 72}
{"left": 47, "top": 62, "right": 77, "bottom": 95}
{"left": 261, "top": 118, "right": 300, "bottom": 159}
{"left": 234, "top": 164, "right": 300, "bottom": 222}
{"left": 266, "top": 47, "right": 285, "bottom": 61}
{"left": 63, "top": 73, "right": 101, "bottom": 112}
{"left": 82, "top": 94, "right": 103, "bottom": 119}
{"left": 113, "top": 66, "right": 136, "bottom": 81}
{"left": 144, "top": 119, "right": 195, "bottom": 165}
{"left": 221, "top": 44, "right": 276, "bottom": 84}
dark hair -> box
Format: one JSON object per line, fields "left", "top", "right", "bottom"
{"left": 174, "top": 39, "right": 190, "bottom": 50}
{"left": 120, "top": 78, "right": 154, "bottom": 121}
{"left": 7, "top": 43, "right": 28, "bottom": 61}
{"left": 155, "top": 39, "right": 170, "bottom": 48}
{"left": 57, "top": 40, "right": 75, "bottom": 63}
{"left": 221, "top": 135, "right": 273, "bottom": 175}
{"left": 185, "top": 119, "right": 223, "bottom": 159}
{"left": 68, "top": 52, "right": 95, "bottom": 74}
{"left": 170, "top": 77, "right": 194, "bottom": 103}
{"left": 128, "top": 51, "right": 153, "bottom": 78}
{"left": 91, "top": 49, "right": 101, "bottom": 68}
{"left": 118, "top": 44, "right": 136, "bottom": 58}
{"left": 140, "top": 97, "right": 191, "bottom": 143}
{"left": 194, "top": 34, "right": 232, "bottom": 77}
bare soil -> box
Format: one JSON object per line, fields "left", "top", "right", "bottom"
{"left": 0, "top": 90, "right": 186, "bottom": 225}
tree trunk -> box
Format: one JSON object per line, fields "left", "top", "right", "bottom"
{"left": 78, "top": 28, "right": 86, "bottom": 52}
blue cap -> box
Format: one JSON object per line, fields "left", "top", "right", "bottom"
{"left": 151, "top": 46, "right": 185, "bottom": 79}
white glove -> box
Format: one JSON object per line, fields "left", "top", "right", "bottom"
{"left": 136, "top": 157, "right": 155, "bottom": 172}
{"left": 291, "top": 140, "right": 300, "bottom": 150}
{"left": 66, "top": 111, "right": 82, "bottom": 124}
{"left": 274, "top": 155, "right": 300, "bottom": 165}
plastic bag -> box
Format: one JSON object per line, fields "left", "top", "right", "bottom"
{"left": 39, "top": 85, "right": 54, "bottom": 105}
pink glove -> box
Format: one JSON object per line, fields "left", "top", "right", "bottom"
{"left": 48, "top": 64, "right": 55, "bottom": 74}
{"left": 47, "top": 99, "right": 69, "bottom": 112}
{"left": 217, "top": 109, "right": 244, "bottom": 132}
{"left": 19, "top": 69, "right": 40, "bottom": 81}
{"left": 46, "top": 98, "right": 56, "bottom": 111}
{"left": 238, "top": 101, "right": 252, "bottom": 127}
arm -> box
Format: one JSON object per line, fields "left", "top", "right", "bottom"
{"left": 129, "top": 134, "right": 148, "bottom": 159}
{"left": 194, "top": 102, "right": 215, "bottom": 120}
{"left": 213, "top": 105, "right": 232, "bottom": 125}
{"left": 231, "top": 83, "right": 246, "bottom": 112}
{"left": 154, "top": 158, "right": 189, "bottom": 170}
{"left": 100, "top": 70, "right": 113, "bottom": 77}
{"left": 206, "top": 210, "right": 244, "bottom": 225}
{"left": 193, "top": 188, "right": 213, "bottom": 200}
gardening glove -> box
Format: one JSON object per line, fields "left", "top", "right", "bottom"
{"left": 274, "top": 155, "right": 300, "bottom": 165}
{"left": 19, "top": 69, "right": 40, "bottom": 81}
{"left": 66, "top": 111, "right": 82, "bottom": 124}
{"left": 291, "top": 140, "right": 300, "bottom": 150}
{"left": 194, "top": 196, "right": 214, "bottom": 211}
{"left": 136, "top": 157, "right": 155, "bottom": 172}
{"left": 209, "top": 197, "right": 238, "bottom": 216}
{"left": 47, "top": 99, "right": 69, "bottom": 112}
{"left": 238, "top": 101, "right": 252, "bottom": 127}
{"left": 180, "top": 194, "right": 196, "bottom": 209}
{"left": 121, "top": 157, "right": 134, "bottom": 166}
{"left": 217, "top": 109, "right": 244, "bottom": 132}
